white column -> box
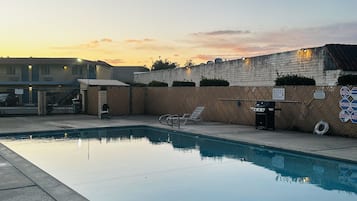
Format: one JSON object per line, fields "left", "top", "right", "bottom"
{"left": 98, "top": 90, "right": 107, "bottom": 118}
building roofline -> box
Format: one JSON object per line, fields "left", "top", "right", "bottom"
{"left": 0, "top": 57, "right": 112, "bottom": 67}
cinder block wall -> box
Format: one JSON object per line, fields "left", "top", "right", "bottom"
{"left": 134, "top": 47, "right": 342, "bottom": 86}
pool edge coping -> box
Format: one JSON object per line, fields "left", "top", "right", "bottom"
{"left": 1, "top": 123, "right": 357, "bottom": 200}
{"left": 2, "top": 124, "right": 355, "bottom": 164}
{"left": 0, "top": 143, "right": 89, "bottom": 201}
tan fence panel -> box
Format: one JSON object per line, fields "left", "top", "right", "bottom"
{"left": 87, "top": 87, "right": 99, "bottom": 115}
{"left": 144, "top": 86, "right": 357, "bottom": 137}
{"left": 107, "top": 87, "right": 130, "bottom": 115}
{"left": 131, "top": 87, "right": 146, "bottom": 114}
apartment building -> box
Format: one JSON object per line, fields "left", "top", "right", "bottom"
{"left": 0, "top": 58, "right": 111, "bottom": 105}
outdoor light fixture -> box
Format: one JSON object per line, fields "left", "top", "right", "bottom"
{"left": 77, "top": 58, "right": 82, "bottom": 62}
{"left": 242, "top": 57, "right": 246, "bottom": 61}
{"left": 63, "top": 65, "right": 68, "bottom": 70}
{"left": 29, "top": 85, "right": 32, "bottom": 91}
{"left": 300, "top": 48, "right": 308, "bottom": 52}
{"left": 28, "top": 65, "right": 32, "bottom": 70}
{"left": 298, "top": 48, "right": 312, "bottom": 60}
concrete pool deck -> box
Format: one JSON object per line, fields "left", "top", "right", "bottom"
{"left": 0, "top": 114, "right": 357, "bottom": 200}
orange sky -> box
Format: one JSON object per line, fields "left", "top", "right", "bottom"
{"left": 1, "top": 0, "right": 357, "bottom": 67}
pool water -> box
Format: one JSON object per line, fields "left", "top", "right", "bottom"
{"left": 1, "top": 126, "right": 357, "bottom": 201}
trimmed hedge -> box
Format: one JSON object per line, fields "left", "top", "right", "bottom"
{"left": 200, "top": 78, "right": 229, "bottom": 86}
{"left": 129, "top": 82, "right": 147, "bottom": 87}
{"left": 147, "top": 80, "right": 168, "bottom": 87}
{"left": 338, "top": 75, "right": 357, "bottom": 85}
{"left": 275, "top": 75, "right": 315, "bottom": 86}
{"left": 172, "top": 81, "right": 196, "bottom": 87}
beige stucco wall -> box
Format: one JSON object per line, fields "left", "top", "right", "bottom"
{"left": 142, "top": 86, "right": 356, "bottom": 137}
{"left": 85, "top": 86, "right": 356, "bottom": 137}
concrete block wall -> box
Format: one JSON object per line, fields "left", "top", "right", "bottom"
{"left": 134, "top": 46, "right": 342, "bottom": 86}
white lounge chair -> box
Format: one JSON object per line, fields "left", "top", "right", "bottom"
{"left": 159, "top": 106, "right": 205, "bottom": 125}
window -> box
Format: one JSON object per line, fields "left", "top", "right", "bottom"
{"left": 41, "top": 66, "right": 50, "bottom": 75}
{"left": 72, "top": 66, "right": 82, "bottom": 75}
{"left": 6, "top": 66, "right": 16, "bottom": 75}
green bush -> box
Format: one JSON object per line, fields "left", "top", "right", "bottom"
{"left": 147, "top": 80, "right": 168, "bottom": 87}
{"left": 129, "top": 82, "right": 147, "bottom": 87}
{"left": 200, "top": 78, "right": 229, "bottom": 86}
{"left": 275, "top": 75, "right": 315, "bottom": 86}
{"left": 172, "top": 81, "right": 196, "bottom": 87}
{"left": 338, "top": 75, "right": 357, "bottom": 85}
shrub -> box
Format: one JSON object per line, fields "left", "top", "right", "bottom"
{"left": 275, "top": 75, "right": 315, "bottom": 86}
{"left": 147, "top": 80, "right": 168, "bottom": 87}
{"left": 172, "top": 81, "right": 196, "bottom": 87}
{"left": 200, "top": 78, "right": 229, "bottom": 86}
{"left": 129, "top": 82, "right": 147, "bottom": 87}
{"left": 338, "top": 74, "right": 357, "bottom": 85}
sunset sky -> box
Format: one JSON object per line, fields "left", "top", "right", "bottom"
{"left": 1, "top": 0, "right": 357, "bottom": 67}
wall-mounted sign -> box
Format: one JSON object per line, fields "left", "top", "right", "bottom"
{"left": 350, "top": 87, "right": 357, "bottom": 100}
{"left": 14, "top": 88, "right": 24, "bottom": 95}
{"left": 339, "top": 110, "right": 350, "bottom": 123}
{"left": 339, "top": 98, "right": 350, "bottom": 110}
{"left": 313, "top": 90, "right": 325, "bottom": 100}
{"left": 351, "top": 112, "right": 357, "bottom": 124}
{"left": 272, "top": 88, "right": 285, "bottom": 100}
{"left": 340, "top": 86, "right": 350, "bottom": 98}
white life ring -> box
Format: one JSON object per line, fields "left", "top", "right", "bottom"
{"left": 314, "top": 121, "right": 329, "bottom": 135}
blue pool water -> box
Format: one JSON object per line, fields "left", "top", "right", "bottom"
{"left": 1, "top": 126, "right": 357, "bottom": 201}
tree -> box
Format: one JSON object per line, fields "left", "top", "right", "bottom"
{"left": 184, "top": 59, "right": 195, "bottom": 68}
{"left": 151, "top": 59, "right": 177, "bottom": 71}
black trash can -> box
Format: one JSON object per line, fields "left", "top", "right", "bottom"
{"left": 255, "top": 101, "right": 275, "bottom": 130}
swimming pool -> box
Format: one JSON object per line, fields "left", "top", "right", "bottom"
{"left": 1, "top": 126, "right": 357, "bottom": 201}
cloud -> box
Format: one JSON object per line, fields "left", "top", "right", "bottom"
{"left": 79, "top": 38, "right": 113, "bottom": 48}
{"left": 186, "top": 22, "right": 357, "bottom": 59}
{"left": 125, "top": 38, "right": 155, "bottom": 44}
{"left": 192, "top": 54, "right": 215, "bottom": 61}
{"left": 124, "top": 38, "right": 175, "bottom": 51}
{"left": 101, "top": 38, "right": 113, "bottom": 43}
{"left": 125, "top": 40, "right": 176, "bottom": 52}
{"left": 103, "top": 58, "right": 124, "bottom": 65}
{"left": 193, "top": 30, "right": 251, "bottom": 36}
{"left": 52, "top": 38, "right": 114, "bottom": 50}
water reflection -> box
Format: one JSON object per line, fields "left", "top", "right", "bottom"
{"left": 3, "top": 126, "right": 357, "bottom": 195}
